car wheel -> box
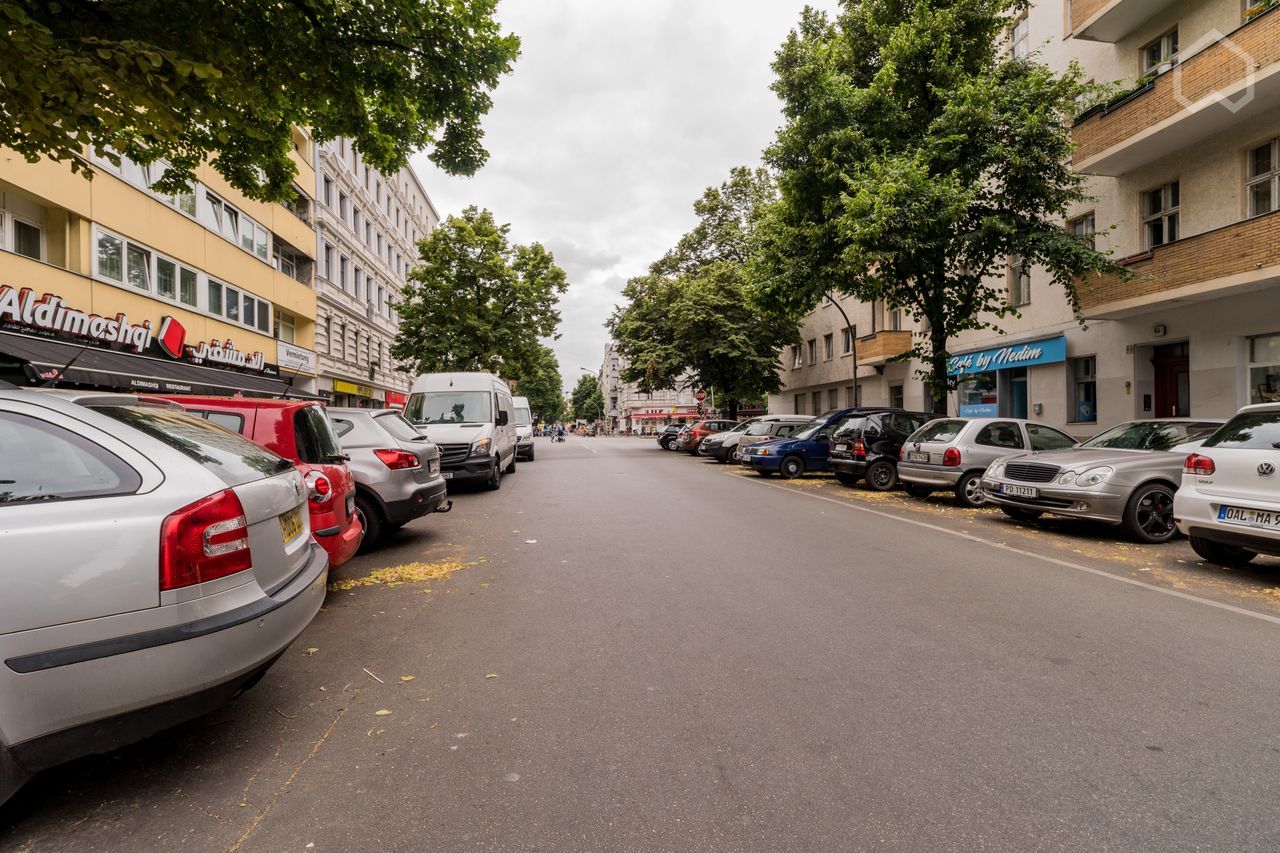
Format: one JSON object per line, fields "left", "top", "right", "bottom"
{"left": 904, "top": 483, "right": 932, "bottom": 499}
{"left": 865, "top": 460, "right": 898, "bottom": 492}
{"left": 779, "top": 456, "right": 805, "bottom": 479}
{"left": 528, "top": 446, "right": 535, "bottom": 462}
{"left": 1123, "top": 482, "right": 1178, "bottom": 543}
{"left": 954, "top": 472, "right": 987, "bottom": 508}
{"left": 1000, "top": 506, "right": 1043, "bottom": 522}
{"left": 354, "top": 495, "right": 383, "bottom": 552}
{"left": 486, "top": 456, "right": 502, "bottom": 491}
{"left": 507, "top": 452, "right": 517, "bottom": 474}
{"left": 835, "top": 472, "right": 860, "bottom": 487}
{"left": 1189, "top": 535, "right": 1256, "bottom": 567}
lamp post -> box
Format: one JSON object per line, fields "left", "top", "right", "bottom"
{"left": 826, "top": 292, "right": 858, "bottom": 406}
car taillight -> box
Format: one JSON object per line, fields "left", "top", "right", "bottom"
{"left": 159, "top": 490, "right": 251, "bottom": 591}
{"left": 943, "top": 448, "right": 962, "bottom": 467}
{"left": 306, "top": 471, "right": 334, "bottom": 503}
{"left": 853, "top": 439, "right": 867, "bottom": 456}
{"left": 373, "top": 449, "right": 420, "bottom": 470}
{"left": 1184, "top": 453, "right": 1215, "bottom": 475}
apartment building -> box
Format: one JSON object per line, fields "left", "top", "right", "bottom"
{"left": 313, "top": 139, "right": 439, "bottom": 408}
{"left": 773, "top": 0, "right": 1280, "bottom": 435}
{"left": 0, "top": 131, "right": 320, "bottom": 397}
{"left": 599, "top": 343, "right": 703, "bottom": 431}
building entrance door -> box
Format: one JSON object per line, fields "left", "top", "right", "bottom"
{"left": 1152, "top": 343, "right": 1190, "bottom": 417}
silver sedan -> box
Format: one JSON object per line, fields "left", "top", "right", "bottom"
{"left": 981, "top": 419, "right": 1224, "bottom": 543}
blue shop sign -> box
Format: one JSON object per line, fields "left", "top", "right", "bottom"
{"left": 947, "top": 335, "right": 1067, "bottom": 377}
{"left": 958, "top": 403, "right": 999, "bottom": 417}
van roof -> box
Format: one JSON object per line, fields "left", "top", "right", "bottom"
{"left": 410, "top": 372, "right": 511, "bottom": 392}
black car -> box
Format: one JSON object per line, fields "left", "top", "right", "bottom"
{"left": 656, "top": 424, "right": 683, "bottom": 450}
{"left": 829, "top": 410, "right": 932, "bottom": 491}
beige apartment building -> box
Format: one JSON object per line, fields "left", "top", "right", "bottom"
{"left": 772, "top": 0, "right": 1280, "bottom": 436}
{"left": 313, "top": 139, "right": 439, "bottom": 408}
{"left": 0, "top": 132, "right": 321, "bottom": 397}
{"left": 599, "top": 343, "right": 705, "bottom": 431}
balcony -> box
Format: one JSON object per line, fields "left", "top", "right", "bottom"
{"left": 1071, "top": 0, "right": 1178, "bottom": 42}
{"left": 1073, "top": 8, "right": 1280, "bottom": 176}
{"left": 856, "top": 330, "right": 913, "bottom": 366}
{"left": 1077, "top": 209, "right": 1280, "bottom": 318}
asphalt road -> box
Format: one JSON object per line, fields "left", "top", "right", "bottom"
{"left": 5, "top": 437, "right": 1280, "bottom": 852}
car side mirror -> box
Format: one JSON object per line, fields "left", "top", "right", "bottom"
{"left": 497, "top": 410, "right": 509, "bottom": 426}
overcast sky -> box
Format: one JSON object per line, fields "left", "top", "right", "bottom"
{"left": 410, "top": 0, "right": 837, "bottom": 393}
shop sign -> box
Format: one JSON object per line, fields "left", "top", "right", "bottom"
{"left": 277, "top": 341, "right": 318, "bottom": 374}
{"left": 384, "top": 390, "right": 408, "bottom": 408}
{"left": 0, "top": 285, "right": 280, "bottom": 377}
{"left": 333, "top": 379, "right": 375, "bottom": 397}
{"left": 958, "top": 403, "right": 999, "bottom": 417}
{"left": 947, "top": 335, "right": 1067, "bottom": 377}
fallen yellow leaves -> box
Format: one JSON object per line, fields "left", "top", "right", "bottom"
{"left": 374, "top": 709, "right": 393, "bottom": 717}
{"left": 328, "top": 560, "right": 476, "bottom": 592}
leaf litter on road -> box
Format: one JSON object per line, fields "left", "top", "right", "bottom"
{"left": 328, "top": 560, "right": 476, "bottom": 592}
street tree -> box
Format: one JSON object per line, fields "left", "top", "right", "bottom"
{"left": 756, "top": 0, "right": 1125, "bottom": 413}
{"left": 510, "top": 344, "right": 566, "bottom": 424}
{"left": 393, "top": 207, "right": 567, "bottom": 379}
{"left": 571, "top": 374, "right": 604, "bottom": 423}
{"left": 608, "top": 168, "right": 800, "bottom": 420}
{"left": 1, "top": 0, "right": 520, "bottom": 201}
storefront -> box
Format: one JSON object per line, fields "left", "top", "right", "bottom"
{"left": 331, "top": 379, "right": 380, "bottom": 408}
{"left": 948, "top": 335, "right": 1068, "bottom": 418}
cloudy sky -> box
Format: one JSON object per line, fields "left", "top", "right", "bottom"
{"left": 411, "top": 0, "right": 837, "bottom": 392}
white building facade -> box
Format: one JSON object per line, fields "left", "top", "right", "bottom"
{"left": 313, "top": 139, "right": 439, "bottom": 407}
{"left": 600, "top": 343, "right": 703, "bottom": 432}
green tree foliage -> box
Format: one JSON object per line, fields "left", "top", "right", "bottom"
{"left": 608, "top": 167, "right": 800, "bottom": 420}
{"left": 510, "top": 344, "right": 565, "bottom": 424}
{"left": 757, "top": 0, "right": 1124, "bottom": 413}
{"left": 393, "top": 207, "right": 567, "bottom": 379}
{"left": 0, "top": 0, "right": 520, "bottom": 201}
{"left": 571, "top": 374, "right": 604, "bottom": 423}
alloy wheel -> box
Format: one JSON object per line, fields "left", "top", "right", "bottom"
{"left": 1132, "top": 486, "right": 1175, "bottom": 542}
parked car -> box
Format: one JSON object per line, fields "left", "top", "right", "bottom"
{"left": 827, "top": 410, "right": 933, "bottom": 491}
{"left": 678, "top": 419, "right": 738, "bottom": 454}
{"left": 328, "top": 407, "right": 450, "bottom": 550}
{"left": 657, "top": 424, "right": 683, "bottom": 450}
{"left": 0, "top": 389, "right": 327, "bottom": 805}
{"left": 733, "top": 415, "right": 813, "bottom": 462}
{"left": 697, "top": 418, "right": 764, "bottom": 462}
{"left": 513, "top": 395, "right": 535, "bottom": 461}
{"left": 166, "top": 396, "right": 364, "bottom": 567}
{"left": 981, "top": 418, "right": 1224, "bottom": 543}
{"left": 1174, "top": 403, "right": 1280, "bottom": 566}
{"left": 898, "top": 418, "right": 1078, "bottom": 507}
{"left": 744, "top": 408, "right": 894, "bottom": 478}
{"left": 405, "top": 372, "right": 517, "bottom": 490}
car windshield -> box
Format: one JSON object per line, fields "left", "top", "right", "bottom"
{"left": 746, "top": 421, "right": 781, "bottom": 436}
{"left": 911, "top": 419, "right": 966, "bottom": 443}
{"left": 1081, "top": 421, "right": 1221, "bottom": 452}
{"left": 374, "top": 411, "right": 428, "bottom": 442}
{"left": 1202, "top": 411, "right": 1280, "bottom": 449}
{"left": 726, "top": 420, "right": 754, "bottom": 434}
{"left": 791, "top": 422, "right": 828, "bottom": 440}
{"left": 515, "top": 407, "right": 532, "bottom": 427}
{"left": 406, "top": 391, "right": 492, "bottom": 425}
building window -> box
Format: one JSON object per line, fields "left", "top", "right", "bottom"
{"left": 207, "top": 279, "right": 223, "bottom": 315}
{"left": 225, "top": 285, "right": 240, "bottom": 322}
{"left": 323, "top": 175, "right": 333, "bottom": 208}
{"left": 1249, "top": 334, "right": 1280, "bottom": 403}
{"left": 275, "top": 310, "right": 296, "bottom": 343}
{"left": 807, "top": 338, "right": 817, "bottom": 364}
{"left": 828, "top": 388, "right": 839, "bottom": 410}
{"left": 1070, "top": 356, "right": 1098, "bottom": 422}
{"left": 792, "top": 345, "right": 803, "bottom": 369}
{"left": 95, "top": 232, "right": 124, "bottom": 281}
{"left": 1141, "top": 28, "right": 1178, "bottom": 75}
{"left": 842, "top": 326, "right": 855, "bottom": 354}
{"left": 889, "top": 307, "right": 902, "bottom": 331}
{"left": 1009, "top": 14, "right": 1029, "bottom": 58}
{"left": 1143, "top": 181, "right": 1180, "bottom": 248}
{"left": 323, "top": 243, "right": 334, "bottom": 279}
{"left": 1008, "top": 255, "right": 1031, "bottom": 307}
{"left": 890, "top": 384, "right": 904, "bottom": 408}
{"left": 353, "top": 265, "right": 362, "bottom": 298}
{"left": 1247, "top": 139, "right": 1278, "bottom": 217}
{"left": 812, "top": 391, "right": 823, "bottom": 415}
{"left": 339, "top": 255, "right": 349, "bottom": 290}
{"left": 1069, "top": 212, "right": 1096, "bottom": 248}
{"left": 339, "top": 192, "right": 348, "bottom": 222}
{"left": 11, "top": 217, "right": 42, "bottom": 261}
{"left": 353, "top": 207, "right": 361, "bottom": 233}
{"left": 823, "top": 334, "right": 834, "bottom": 360}
{"left": 156, "top": 257, "right": 177, "bottom": 299}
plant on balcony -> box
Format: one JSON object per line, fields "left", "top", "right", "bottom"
{"left": 0, "top": 0, "right": 519, "bottom": 201}
{"left": 755, "top": 0, "right": 1128, "bottom": 414}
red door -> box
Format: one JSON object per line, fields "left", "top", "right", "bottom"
{"left": 1152, "top": 343, "right": 1190, "bottom": 417}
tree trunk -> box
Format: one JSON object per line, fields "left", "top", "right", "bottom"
{"left": 928, "top": 323, "right": 949, "bottom": 416}
{"left": 726, "top": 399, "right": 739, "bottom": 420}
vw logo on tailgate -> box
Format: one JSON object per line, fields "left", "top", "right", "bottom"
{"left": 1259, "top": 462, "right": 1276, "bottom": 477}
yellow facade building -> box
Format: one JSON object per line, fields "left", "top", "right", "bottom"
{"left": 0, "top": 130, "right": 320, "bottom": 397}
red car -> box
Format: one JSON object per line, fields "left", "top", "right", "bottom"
{"left": 162, "top": 396, "right": 364, "bottom": 568}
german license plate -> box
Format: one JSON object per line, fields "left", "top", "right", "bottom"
{"left": 1000, "top": 483, "right": 1039, "bottom": 499}
{"left": 907, "top": 451, "right": 929, "bottom": 463}
{"left": 278, "top": 506, "right": 304, "bottom": 543}
{"left": 442, "top": 472, "right": 453, "bottom": 480}
{"left": 1218, "top": 505, "right": 1280, "bottom": 530}
{"left": 835, "top": 442, "right": 849, "bottom": 452}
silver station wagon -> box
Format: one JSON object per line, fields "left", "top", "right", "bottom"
{"left": 0, "top": 388, "right": 327, "bottom": 805}
{"left": 899, "top": 417, "right": 1077, "bottom": 507}
{"left": 732, "top": 415, "right": 813, "bottom": 462}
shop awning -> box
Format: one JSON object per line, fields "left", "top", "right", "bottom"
{"left": 0, "top": 331, "right": 315, "bottom": 399}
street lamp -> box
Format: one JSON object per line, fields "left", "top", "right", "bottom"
{"left": 826, "top": 292, "right": 858, "bottom": 407}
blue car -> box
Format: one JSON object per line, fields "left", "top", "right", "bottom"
{"left": 744, "top": 408, "right": 896, "bottom": 479}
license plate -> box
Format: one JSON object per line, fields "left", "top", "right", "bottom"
{"left": 907, "top": 451, "right": 929, "bottom": 463}
{"left": 346, "top": 493, "right": 355, "bottom": 516}
{"left": 278, "top": 507, "right": 304, "bottom": 543}
{"left": 1217, "top": 505, "right": 1280, "bottom": 530}
{"left": 835, "top": 442, "right": 849, "bottom": 452}
{"left": 442, "top": 472, "right": 453, "bottom": 480}
{"left": 1000, "top": 484, "right": 1039, "bottom": 499}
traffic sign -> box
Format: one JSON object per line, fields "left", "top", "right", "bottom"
{"left": 694, "top": 389, "right": 707, "bottom": 402}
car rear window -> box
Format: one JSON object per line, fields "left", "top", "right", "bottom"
{"left": 295, "top": 405, "right": 346, "bottom": 464}
{"left": 911, "top": 419, "right": 965, "bottom": 443}
{"left": 0, "top": 411, "right": 142, "bottom": 504}
{"left": 1202, "top": 411, "right": 1280, "bottom": 449}
{"left": 374, "top": 411, "right": 427, "bottom": 442}
{"left": 92, "top": 404, "right": 288, "bottom": 486}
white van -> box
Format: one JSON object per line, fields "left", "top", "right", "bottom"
{"left": 513, "top": 395, "right": 535, "bottom": 461}
{"left": 405, "top": 372, "right": 518, "bottom": 490}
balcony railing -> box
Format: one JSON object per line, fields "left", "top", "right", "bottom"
{"left": 856, "top": 330, "right": 913, "bottom": 365}
{"left": 1077, "top": 209, "right": 1280, "bottom": 316}
{"left": 1073, "top": 8, "right": 1280, "bottom": 175}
